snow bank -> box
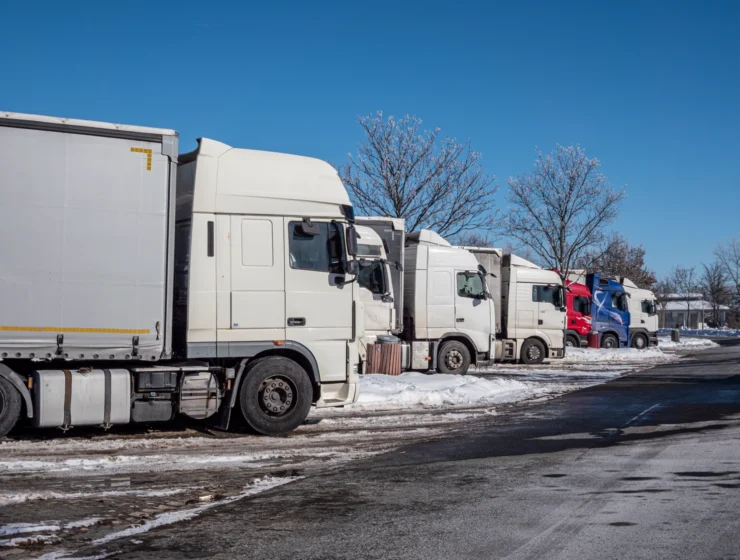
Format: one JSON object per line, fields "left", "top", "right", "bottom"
{"left": 657, "top": 336, "right": 719, "bottom": 350}
{"left": 659, "top": 328, "right": 740, "bottom": 337}
{"left": 352, "top": 372, "right": 533, "bottom": 411}
{"left": 561, "top": 347, "right": 672, "bottom": 363}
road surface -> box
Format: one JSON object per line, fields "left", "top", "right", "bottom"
{"left": 64, "top": 342, "right": 740, "bottom": 560}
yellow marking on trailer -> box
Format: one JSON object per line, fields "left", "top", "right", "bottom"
{"left": 130, "top": 147, "right": 153, "bottom": 171}
{"left": 0, "top": 326, "right": 150, "bottom": 335}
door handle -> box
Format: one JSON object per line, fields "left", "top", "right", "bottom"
{"left": 287, "top": 317, "right": 306, "bottom": 327}
{"left": 641, "top": 320, "right": 645, "bottom": 324}
{"left": 538, "top": 319, "right": 544, "bottom": 325}
{"left": 456, "top": 318, "right": 465, "bottom": 323}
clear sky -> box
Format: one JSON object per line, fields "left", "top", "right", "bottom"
{"left": 2, "top": 0, "right": 738, "bottom": 277}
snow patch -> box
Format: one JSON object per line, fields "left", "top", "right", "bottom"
{"left": 658, "top": 336, "right": 720, "bottom": 350}
{"left": 561, "top": 347, "right": 672, "bottom": 363}
{"left": 0, "top": 488, "right": 189, "bottom": 507}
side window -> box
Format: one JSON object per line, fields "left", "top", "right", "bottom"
{"left": 288, "top": 221, "right": 344, "bottom": 273}
{"left": 532, "top": 285, "right": 557, "bottom": 305}
{"left": 641, "top": 299, "right": 656, "bottom": 315}
{"left": 458, "top": 273, "right": 486, "bottom": 299}
{"left": 358, "top": 261, "right": 386, "bottom": 295}
{"left": 574, "top": 296, "right": 591, "bottom": 315}
{"left": 612, "top": 293, "right": 628, "bottom": 312}
{"left": 175, "top": 221, "right": 191, "bottom": 266}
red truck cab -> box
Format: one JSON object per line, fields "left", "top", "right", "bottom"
{"left": 564, "top": 280, "right": 592, "bottom": 347}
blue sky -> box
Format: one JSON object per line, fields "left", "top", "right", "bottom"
{"left": 2, "top": 0, "right": 739, "bottom": 277}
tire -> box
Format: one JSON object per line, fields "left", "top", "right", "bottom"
{"left": 632, "top": 333, "right": 648, "bottom": 350}
{"left": 0, "top": 376, "right": 22, "bottom": 438}
{"left": 437, "top": 340, "right": 471, "bottom": 375}
{"left": 601, "top": 333, "right": 619, "bottom": 349}
{"left": 565, "top": 334, "right": 580, "bottom": 349}
{"left": 238, "top": 356, "right": 313, "bottom": 436}
{"left": 521, "top": 339, "right": 546, "bottom": 365}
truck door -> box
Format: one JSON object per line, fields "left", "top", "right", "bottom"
{"left": 229, "top": 216, "right": 286, "bottom": 340}
{"left": 357, "top": 259, "right": 393, "bottom": 334}
{"left": 454, "top": 271, "right": 492, "bottom": 353}
{"left": 284, "top": 218, "right": 353, "bottom": 382}
{"left": 533, "top": 285, "right": 565, "bottom": 332}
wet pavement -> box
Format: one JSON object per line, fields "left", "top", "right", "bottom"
{"left": 57, "top": 343, "right": 740, "bottom": 560}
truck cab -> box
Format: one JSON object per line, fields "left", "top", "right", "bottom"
{"left": 620, "top": 278, "right": 659, "bottom": 348}
{"left": 585, "top": 273, "right": 630, "bottom": 348}
{"left": 564, "top": 279, "right": 592, "bottom": 348}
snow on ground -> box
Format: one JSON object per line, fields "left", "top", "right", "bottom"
{"left": 349, "top": 372, "right": 533, "bottom": 411}
{"left": 562, "top": 346, "right": 673, "bottom": 363}
{"left": 658, "top": 336, "right": 720, "bottom": 351}
{"left": 659, "top": 328, "right": 740, "bottom": 337}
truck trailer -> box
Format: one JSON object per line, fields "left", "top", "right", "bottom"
{"left": 0, "top": 112, "right": 363, "bottom": 437}
{"left": 353, "top": 218, "right": 566, "bottom": 373}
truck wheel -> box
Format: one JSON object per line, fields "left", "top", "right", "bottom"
{"left": 437, "top": 341, "right": 471, "bottom": 375}
{"left": 239, "top": 356, "right": 313, "bottom": 436}
{"left": 521, "top": 339, "right": 546, "bottom": 365}
{"left": 0, "top": 377, "right": 22, "bottom": 438}
{"left": 601, "top": 333, "right": 618, "bottom": 349}
{"left": 632, "top": 333, "right": 648, "bottom": 350}
{"left": 565, "top": 334, "right": 580, "bottom": 348}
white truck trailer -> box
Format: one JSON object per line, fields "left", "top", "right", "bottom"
{"left": 0, "top": 112, "right": 363, "bottom": 437}
{"left": 620, "top": 277, "right": 659, "bottom": 348}
{"left": 354, "top": 218, "right": 566, "bottom": 374}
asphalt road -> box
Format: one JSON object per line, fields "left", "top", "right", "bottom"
{"left": 76, "top": 343, "right": 740, "bottom": 560}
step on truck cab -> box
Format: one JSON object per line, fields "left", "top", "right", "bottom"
{"left": 0, "top": 111, "right": 362, "bottom": 437}
{"left": 620, "top": 278, "right": 659, "bottom": 348}
{"left": 585, "top": 273, "right": 630, "bottom": 349}
{"left": 564, "top": 279, "right": 592, "bottom": 348}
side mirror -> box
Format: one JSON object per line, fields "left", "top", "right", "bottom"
{"left": 297, "top": 218, "right": 320, "bottom": 237}
{"left": 395, "top": 261, "right": 404, "bottom": 272}
{"left": 346, "top": 225, "right": 358, "bottom": 257}
{"left": 560, "top": 306, "right": 567, "bottom": 313}
{"left": 382, "top": 293, "right": 394, "bottom": 303}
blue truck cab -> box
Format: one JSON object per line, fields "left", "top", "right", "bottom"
{"left": 585, "top": 273, "right": 630, "bottom": 348}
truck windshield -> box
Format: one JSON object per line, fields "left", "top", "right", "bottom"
{"left": 358, "top": 260, "right": 387, "bottom": 295}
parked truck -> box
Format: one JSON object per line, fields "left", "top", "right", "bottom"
{"left": 620, "top": 278, "right": 659, "bottom": 348}
{"left": 0, "top": 112, "right": 363, "bottom": 437}
{"left": 353, "top": 219, "right": 566, "bottom": 373}
{"left": 584, "top": 273, "right": 630, "bottom": 348}
{"left": 563, "top": 279, "right": 593, "bottom": 348}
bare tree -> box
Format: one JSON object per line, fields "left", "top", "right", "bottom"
{"left": 454, "top": 232, "right": 492, "bottom": 248}
{"left": 701, "top": 261, "right": 731, "bottom": 327}
{"left": 340, "top": 112, "right": 498, "bottom": 239}
{"left": 506, "top": 144, "right": 626, "bottom": 280}
{"left": 653, "top": 278, "right": 675, "bottom": 327}
{"left": 577, "top": 232, "right": 656, "bottom": 288}
{"left": 715, "top": 238, "right": 740, "bottom": 295}
{"left": 669, "top": 266, "right": 699, "bottom": 329}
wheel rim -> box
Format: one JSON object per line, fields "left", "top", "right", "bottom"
{"left": 636, "top": 336, "right": 646, "bottom": 349}
{"left": 445, "top": 349, "right": 464, "bottom": 371}
{"left": 258, "top": 376, "right": 296, "bottom": 417}
{"left": 527, "top": 346, "right": 542, "bottom": 361}
{"left": 566, "top": 339, "right": 575, "bottom": 348}
{"left": 604, "top": 338, "right": 616, "bottom": 349}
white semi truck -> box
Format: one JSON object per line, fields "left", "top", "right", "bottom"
{"left": 0, "top": 112, "right": 363, "bottom": 437}
{"left": 620, "top": 277, "right": 659, "bottom": 348}
{"left": 354, "top": 218, "right": 566, "bottom": 374}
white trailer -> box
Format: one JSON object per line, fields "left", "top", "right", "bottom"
{"left": 620, "top": 277, "right": 659, "bottom": 348}
{"left": 0, "top": 111, "right": 362, "bottom": 437}
{"left": 354, "top": 218, "right": 566, "bottom": 374}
